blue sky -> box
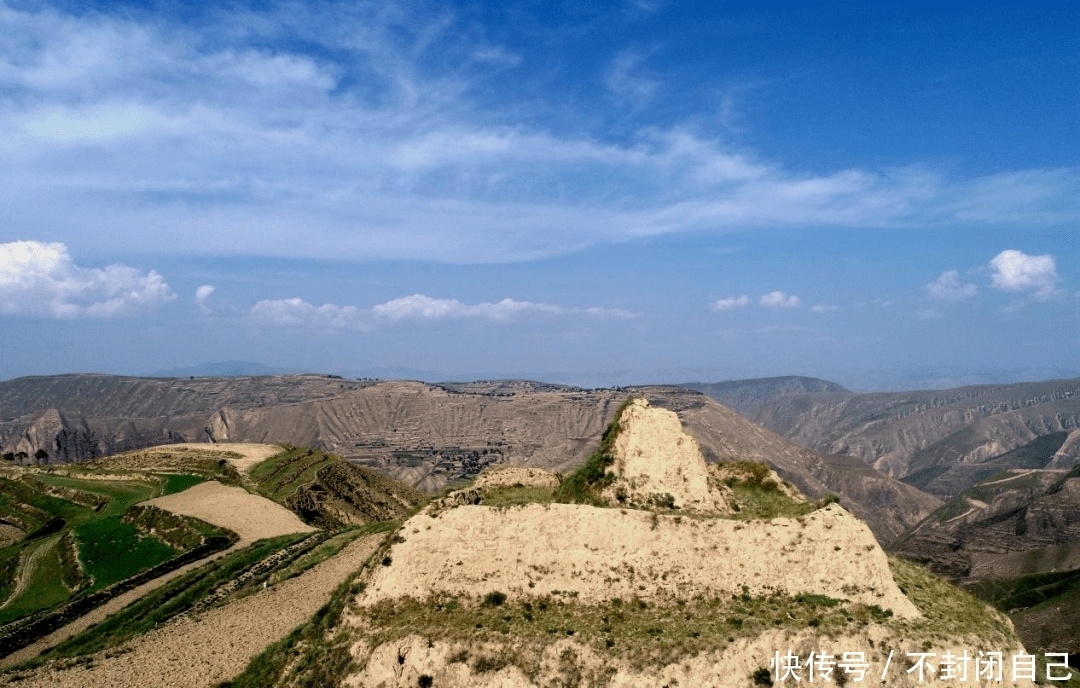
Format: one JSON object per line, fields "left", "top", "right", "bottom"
{"left": 1, "top": 0, "right": 1077, "bottom": 389}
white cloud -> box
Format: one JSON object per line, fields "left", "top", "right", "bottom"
{"left": 810, "top": 304, "right": 839, "bottom": 313}
{"left": 989, "top": 250, "right": 1060, "bottom": 300}
{"left": 0, "top": 240, "right": 175, "bottom": 318}
{"left": 249, "top": 294, "right": 633, "bottom": 330}
{"left": 194, "top": 284, "right": 215, "bottom": 313}
{"left": 711, "top": 295, "right": 749, "bottom": 312}
{"left": 926, "top": 270, "right": 977, "bottom": 302}
{"left": 373, "top": 295, "right": 561, "bottom": 322}
{"left": 249, "top": 298, "right": 369, "bottom": 330}
{"left": 759, "top": 291, "right": 800, "bottom": 309}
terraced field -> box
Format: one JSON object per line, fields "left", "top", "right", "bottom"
{"left": 250, "top": 446, "right": 424, "bottom": 527}
{"left": 0, "top": 441, "right": 427, "bottom": 677}
{"left": 0, "top": 462, "right": 235, "bottom": 650}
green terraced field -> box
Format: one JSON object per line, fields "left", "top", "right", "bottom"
{"left": 0, "top": 471, "right": 215, "bottom": 627}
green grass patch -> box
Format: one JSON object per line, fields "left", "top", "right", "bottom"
{"left": 159, "top": 473, "right": 205, "bottom": 495}
{"left": 552, "top": 399, "right": 631, "bottom": 506}
{"left": 0, "top": 535, "right": 69, "bottom": 625}
{"left": 888, "top": 556, "right": 1015, "bottom": 645}
{"left": 968, "top": 568, "right": 1080, "bottom": 613}
{"left": 727, "top": 482, "right": 818, "bottom": 520}
{"left": 0, "top": 543, "right": 22, "bottom": 604}
{"left": 0, "top": 477, "right": 88, "bottom": 530}
{"left": 72, "top": 516, "right": 176, "bottom": 590}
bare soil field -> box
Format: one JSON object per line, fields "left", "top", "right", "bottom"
{"left": 5, "top": 533, "right": 383, "bottom": 688}
{"left": 144, "top": 481, "right": 315, "bottom": 543}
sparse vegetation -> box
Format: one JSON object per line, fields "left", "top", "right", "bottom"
{"left": 552, "top": 399, "right": 631, "bottom": 506}
{"left": 716, "top": 461, "right": 820, "bottom": 520}
{"left": 249, "top": 446, "right": 337, "bottom": 504}
{"left": 887, "top": 556, "right": 1014, "bottom": 643}
{"left": 480, "top": 484, "right": 557, "bottom": 507}
{"left": 250, "top": 446, "right": 424, "bottom": 527}
{"left": 356, "top": 588, "right": 904, "bottom": 674}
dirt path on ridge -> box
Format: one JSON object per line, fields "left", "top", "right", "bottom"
{"left": 4, "top": 533, "right": 383, "bottom": 688}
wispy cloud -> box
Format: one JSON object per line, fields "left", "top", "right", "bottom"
{"left": 809, "top": 304, "right": 839, "bottom": 313}
{"left": 605, "top": 48, "right": 658, "bottom": 106}
{"left": 249, "top": 294, "right": 633, "bottom": 330}
{"left": 926, "top": 270, "right": 977, "bottom": 302}
{"left": 0, "top": 240, "right": 175, "bottom": 318}
{"left": 759, "top": 291, "right": 800, "bottom": 309}
{"left": 1, "top": 4, "right": 1079, "bottom": 264}
{"left": 711, "top": 295, "right": 749, "bottom": 312}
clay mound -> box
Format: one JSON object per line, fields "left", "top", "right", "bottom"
{"left": 143, "top": 481, "right": 315, "bottom": 543}
{"left": 359, "top": 502, "right": 918, "bottom": 618}
{"left": 602, "top": 399, "right": 731, "bottom": 513}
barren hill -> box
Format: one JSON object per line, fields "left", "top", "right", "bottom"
{"left": 0, "top": 375, "right": 937, "bottom": 542}
{"left": 687, "top": 377, "right": 1080, "bottom": 497}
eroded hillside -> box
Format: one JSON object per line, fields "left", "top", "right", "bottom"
{"left": 689, "top": 377, "right": 1080, "bottom": 495}
{"left": 0, "top": 375, "right": 938, "bottom": 542}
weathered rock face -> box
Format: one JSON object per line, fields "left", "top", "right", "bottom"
{"left": 602, "top": 399, "right": 730, "bottom": 513}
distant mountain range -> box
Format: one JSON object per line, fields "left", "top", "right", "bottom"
{"left": 0, "top": 374, "right": 937, "bottom": 543}
{"left": 684, "top": 375, "right": 1080, "bottom": 497}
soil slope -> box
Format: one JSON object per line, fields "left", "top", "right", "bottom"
{"left": 332, "top": 399, "right": 1024, "bottom": 688}
{"left": 144, "top": 481, "right": 315, "bottom": 543}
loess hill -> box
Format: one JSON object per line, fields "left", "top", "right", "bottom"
{"left": 0, "top": 374, "right": 937, "bottom": 543}
{"left": 230, "top": 398, "right": 1029, "bottom": 688}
